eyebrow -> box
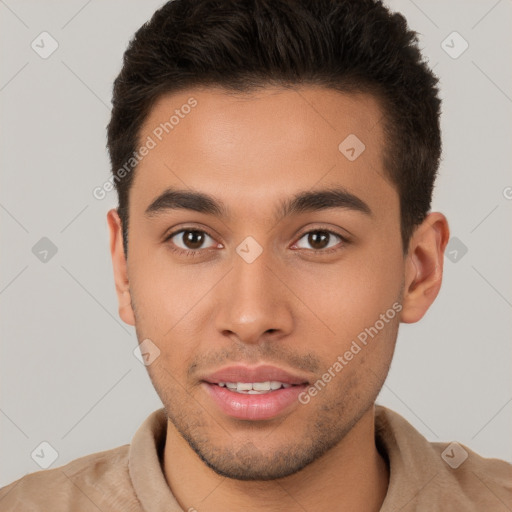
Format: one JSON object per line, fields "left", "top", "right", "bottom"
{"left": 144, "top": 186, "right": 372, "bottom": 220}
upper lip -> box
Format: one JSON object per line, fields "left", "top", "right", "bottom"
{"left": 201, "top": 364, "right": 310, "bottom": 385}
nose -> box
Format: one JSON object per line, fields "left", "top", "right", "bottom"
{"left": 214, "top": 243, "right": 294, "bottom": 345}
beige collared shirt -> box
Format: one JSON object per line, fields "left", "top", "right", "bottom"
{"left": 1, "top": 405, "right": 511, "bottom": 511}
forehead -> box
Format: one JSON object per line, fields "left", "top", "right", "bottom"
{"left": 131, "top": 85, "right": 394, "bottom": 217}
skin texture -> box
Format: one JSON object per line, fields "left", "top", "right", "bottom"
{"left": 108, "top": 86, "right": 449, "bottom": 511}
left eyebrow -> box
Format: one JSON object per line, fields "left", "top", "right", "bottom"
{"left": 275, "top": 186, "right": 372, "bottom": 219}
{"left": 144, "top": 186, "right": 372, "bottom": 220}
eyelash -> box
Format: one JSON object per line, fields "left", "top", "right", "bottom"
{"left": 164, "top": 227, "right": 349, "bottom": 258}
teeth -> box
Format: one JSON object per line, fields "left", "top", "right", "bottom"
{"left": 252, "top": 382, "right": 271, "bottom": 391}
{"left": 217, "top": 381, "right": 292, "bottom": 393}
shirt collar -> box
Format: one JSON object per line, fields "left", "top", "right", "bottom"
{"left": 129, "top": 408, "right": 183, "bottom": 512}
{"left": 375, "top": 405, "right": 442, "bottom": 510}
{"left": 128, "top": 405, "right": 442, "bottom": 511}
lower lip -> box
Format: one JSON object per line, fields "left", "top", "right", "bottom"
{"left": 203, "top": 382, "right": 307, "bottom": 421}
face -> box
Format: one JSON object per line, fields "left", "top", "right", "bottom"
{"left": 112, "top": 86, "right": 408, "bottom": 480}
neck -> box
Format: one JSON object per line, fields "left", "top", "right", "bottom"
{"left": 163, "top": 404, "right": 389, "bottom": 512}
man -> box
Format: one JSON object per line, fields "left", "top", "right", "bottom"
{"left": 1, "top": 0, "right": 511, "bottom": 510}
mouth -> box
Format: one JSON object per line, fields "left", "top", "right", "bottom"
{"left": 201, "top": 364, "right": 308, "bottom": 421}
{"left": 200, "top": 365, "right": 310, "bottom": 421}
{"left": 201, "top": 363, "right": 310, "bottom": 387}
{"left": 215, "top": 381, "right": 295, "bottom": 394}
{"left": 203, "top": 381, "right": 308, "bottom": 421}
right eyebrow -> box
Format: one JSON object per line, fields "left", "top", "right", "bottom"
{"left": 145, "top": 188, "right": 229, "bottom": 218}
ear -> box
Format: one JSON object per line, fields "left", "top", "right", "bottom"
{"left": 107, "top": 208, "right": 135, "bottom": 326}
{"left": 401, "top": 212, "right": 450, "bottom": 323}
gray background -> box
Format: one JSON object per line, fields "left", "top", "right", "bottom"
{"left": 1, "top": 0, "right": 511, "bottom": 488}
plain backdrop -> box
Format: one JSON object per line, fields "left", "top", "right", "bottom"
{"left": 1, "top": 0, "right": 511, "bottom": 488}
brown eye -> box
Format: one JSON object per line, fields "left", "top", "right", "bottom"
{"left": 168, "top": 229, "right": 216, "bottom": 251}
{"left": 307, "top": 231, "right": 329, "bottom": 250}
{"left": 182, "top": 230, "right": 206, "bottom": 249}
{"left": 295, "top": 230, "right": 344, "bottom": 251}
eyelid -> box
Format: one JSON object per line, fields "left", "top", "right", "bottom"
{"left": 163, "top": 221, "right": 220, "bottom": 240}
{"left": 291, "top": 226, "right": 349, "bottom": 252}
{"left": 294, "top": 223, "right": 352, "bottom": 240}
{"left": 164, "top": 227, "right": 221, "bottom": 249}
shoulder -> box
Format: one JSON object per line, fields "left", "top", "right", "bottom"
{"left": 0, "top": 444, "right": 142, "bottom": 511}
{"left": 375, "top": 405, "right": 512, "bottom": 510}
{"left": 429, "top": 439, "right": 512, "bottom": 507}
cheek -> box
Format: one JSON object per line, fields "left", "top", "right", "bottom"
{"left": 128, "top": 249, "right": 210, "bottom": 333}
{"left": 127, "top": 252, "right": 214, "bottom": 374}
{"left": 290, "top": 250, "right": 403, "bottom": 346}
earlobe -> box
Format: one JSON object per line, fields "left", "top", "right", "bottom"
{"left": 400, "top": 212, "right": 450, "bottom": 324}
{"left": 107, "top": 208, "right": 135, "bottom": 326}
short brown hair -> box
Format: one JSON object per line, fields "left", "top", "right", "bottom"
{"left": 107, "top": 0, "right": 442, "bottom": 256}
